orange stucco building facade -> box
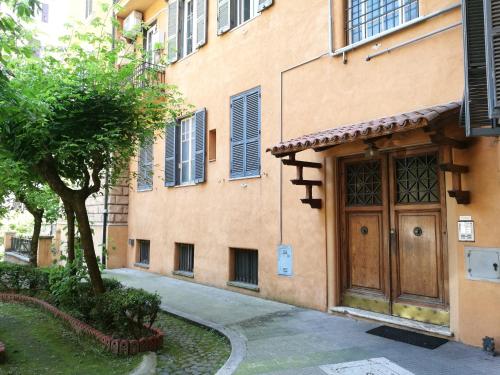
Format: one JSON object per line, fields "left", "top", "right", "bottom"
{"left": 109, "top": 0, "right": 500, "bottom": 348}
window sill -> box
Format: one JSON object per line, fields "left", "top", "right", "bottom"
{"left": 173, "top": 270, "right": 194, "bottom": 278}
{"left": 227, "top": 281, "right": 260, "bottom": 292}
{"left": 228, "top": 175, "right": 261, "bottom": 182}
{"left": 177, "top": 48, "right": 199, "bottom": 63}
{"left": 332, "top": 3, "right": 461, "bottom": 57}
{"left": 219, "top": 12, "right": 261, "bottom": 36}
{"left": 173, "top": 183, "right": 197, "bottom": 188}
{"left": 137, "top": 188, "right": 153, "bottom": 193}
{"left": 134, "top": 262, "right": 150, "bottom": 269}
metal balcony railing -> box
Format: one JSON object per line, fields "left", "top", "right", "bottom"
{"left": 132, "top": 61, "right": 166, "bottom": 88}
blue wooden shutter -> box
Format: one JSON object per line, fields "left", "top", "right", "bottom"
{"left": 217, "top": 0, "right": 233, "bottom": 35}
{"left": 484, "top": 0, "right": 500, "bottom": 120}
{"left": 463, "top": 0, "right": 500, "bottom": 136}
{"left": 167, "top": 0, "right": 180, "bottom": 63}
{"left": 165, "top": 122, "right": 178, "bottom": 187}
{"left": 41, "top": 3, "right": 49, "bottom": 23}
{"left": 196, "top": 0, "right": 207, "bottom": 47}
{"left": 230, "top": 95, "right": 245, "bottom": 178}
{"left": 230, "top": 88, "right": 261, "bottom": 178}
{"left": 258, "top": 0, "right": 273, "bottom": 12}
{"left": 244, "top": 89, "right": 261, "bottom": 177}
{"left": 194, "top": 109, "right": 206, "bottom": 183}
{"left": 138, "top": 138, "right": 153, "bottom": 190}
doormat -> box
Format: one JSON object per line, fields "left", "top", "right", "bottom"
{"left": 367, "top": 325, "right": 448, "bottom": 349}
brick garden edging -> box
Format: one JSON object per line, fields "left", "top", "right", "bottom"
{"left": 0, "top": 293, "right": 164, "bottom": 356}
{"left": 0, "top": 341, "right": 5, "bottom": 364}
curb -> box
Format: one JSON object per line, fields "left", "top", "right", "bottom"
{"left": 160, "top": 304, "right": 246, "bottom": 375}
{"left": 0, "top": 293, "right": 164, "bottom": 356}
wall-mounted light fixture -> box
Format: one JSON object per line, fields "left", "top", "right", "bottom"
{"left": 364, "top": 142, "right": 380, "bottom": 159}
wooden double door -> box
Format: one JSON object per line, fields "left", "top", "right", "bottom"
{"left": 339, "top": 148, "right": 449, "bottom": 326}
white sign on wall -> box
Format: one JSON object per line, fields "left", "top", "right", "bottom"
{"left": 277, "top": 245, "right": 293, "bottom": 276}
{"left": 458, "top": 216, "right": 475, "bottom": 242}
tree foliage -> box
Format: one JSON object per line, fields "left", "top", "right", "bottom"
{"left": 0, "top": 0, "right": 40, "bottom": 77}
{"left": 0, "top": 6, "right": 187, "bottom": 292}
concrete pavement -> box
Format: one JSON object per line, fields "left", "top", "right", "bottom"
{"left": 105, "top": 268, "right": 500, "bottom": 375}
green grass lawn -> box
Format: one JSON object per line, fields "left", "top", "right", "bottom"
{"left": 0, "top": 302, "right": 141, "bottom": 375}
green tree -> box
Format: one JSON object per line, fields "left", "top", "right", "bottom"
{"left": 0, "top": 155, "right": 60, "bottom": 265}
{"left": 0, "top": 10, "right": 186, "bottom": 293}
{"left": 0, "top": 0, "right": 40, "bottom": 78}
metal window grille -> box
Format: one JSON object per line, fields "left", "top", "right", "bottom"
{"left": 178, "top": 243, "right": 194, "bottom": 273}
{"left": 347, "top": 0, "right": 419, "bottom": 44}
{"left": 139, "top": 240, "right": 150, "bottom": 264}
{"left": 10, "top": 237, "right": 32, "bottom": 257}
{"left": 233, "top": 249, "right": 258, "bottom": 285}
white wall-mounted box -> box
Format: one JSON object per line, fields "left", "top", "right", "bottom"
{"left": 465, "top": 247, "right": 500, "bottom": 282}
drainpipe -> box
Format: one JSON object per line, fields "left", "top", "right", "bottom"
{"left": 328, "top": 0, "right": 334, "bottom": 55}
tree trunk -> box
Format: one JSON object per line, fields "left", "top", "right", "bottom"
{"left": 72, "top": 197, "right": 105, "bottom": 294}
{"left": 63, "top": 200, "right": 75, "bottom": 265}
{"left": 29, "top": 211, "right": 43, "bottom": 267}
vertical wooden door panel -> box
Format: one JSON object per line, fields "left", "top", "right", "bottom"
{"left": 397, "top": 212, "right": 440, "bottom": 299}
{"left": 348, "top": 213, "right": 383, "bottom": 290}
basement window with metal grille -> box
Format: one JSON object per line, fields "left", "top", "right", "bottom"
{"left": 175, "top": 243, "right": 195, "bottom": 275}
{"left": 137, "top": 240, "right": 150, "bottom": 266}
{"left": 347, "top": 0, "right": 419, "bottom": 44}
{"left": 229, "top": 248, "right": 259, "bottom": 289}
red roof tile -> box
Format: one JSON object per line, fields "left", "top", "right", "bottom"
{"left": 268, "top": 101, "right": 461, "bottom": 156}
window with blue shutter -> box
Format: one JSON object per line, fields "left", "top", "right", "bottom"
{"left": 138, "top": 138, "right": 154, "bottom": 191}
{"left": 165, "top": 122, "right": 178, "bottom": 187}
{"left": 230, "top": 87, "right": 261, "bottom": 179}
{"left": 164, "top": 109, "right": 206, "bottom": 187}
{"left": 463, "top": 0, "right": 500, "bottom": 136}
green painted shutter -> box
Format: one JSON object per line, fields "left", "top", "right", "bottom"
{"left": 258, "top": 0, "right": 273, "bottom": 12}
{"left": 463, "top": 0, "right": 499, "bottom": 135}
{"left": 196, "top": 0, "right": 207, "bottom": 47}
{"left": 484, "top": 0, "right": 500, "bottom": 120}
{"left": 167, "top": 0, "right": 180, "bottom": 63}
{"left": 194, "top": 109, "right": 206, "bottom": 183}
{"left": 165, "top": 122, "right": 178, "bottom": 187}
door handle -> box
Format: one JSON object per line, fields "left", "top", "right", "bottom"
{"left": 390, "top": 229, "right": 397, "bottom": 254}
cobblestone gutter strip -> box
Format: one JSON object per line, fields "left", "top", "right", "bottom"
{"left": 0, "top": 341, "right": 5, "bottom": 364}
{"left": 160, "top": 304, "right": 246, "bottom": 375}
{"left": 0, "top": 293, "right": 164, "bottom": 356}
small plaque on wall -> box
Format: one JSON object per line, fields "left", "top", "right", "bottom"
{"left": 458, "top": 216, "right": 475, "bottom": 242}
{"left": 277, "top": 245, "right": 293, "bottom": 276}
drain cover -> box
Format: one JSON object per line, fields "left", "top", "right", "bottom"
{"left": 320, "top": 357, "right": 414, "bottom": 375}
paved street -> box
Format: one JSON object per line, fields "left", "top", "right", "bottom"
{"left": 105, "top": 269, "right": 500, "bottom": 375}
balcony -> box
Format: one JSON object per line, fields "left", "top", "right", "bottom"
{"left": 132, "top": 61, "right": 166, "bottom": 88}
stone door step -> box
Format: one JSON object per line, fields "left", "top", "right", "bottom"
{"left": 330, "top": 306, "right": 453, "bottom": 338}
